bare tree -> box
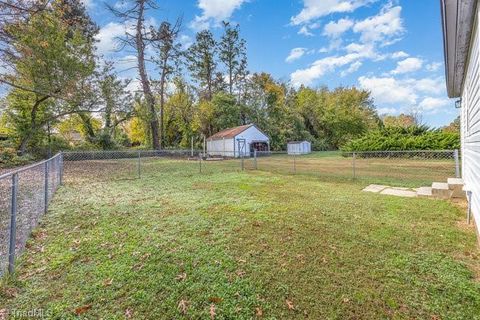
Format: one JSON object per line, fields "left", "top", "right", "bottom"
{"left": 107, "top": 0, "right": 161, "bottom": 149}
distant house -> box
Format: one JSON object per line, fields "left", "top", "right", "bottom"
{"left": 287, "top": 141, "right": 311, "bottom": 155}
{"left": 441, "top": 0, "right": 479, "bottom": 235}
{"left": 206, "top": 124, "right": 269, "bottom": 157}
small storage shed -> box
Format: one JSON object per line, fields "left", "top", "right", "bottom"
{"left": 287, "top": 141, "right": 311, "bottom": 155}
{"left": 207, "top": 124, "right": 269, "bottom": 158}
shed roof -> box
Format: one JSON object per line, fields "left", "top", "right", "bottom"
{"left": 207, "top": 124, "right": 268, "bottom": 141}
{"left": 440, "top": 0, "right": 477, "bottom": 97}
{"left": 288, "top": 141, "right": 310, "bottom": 144}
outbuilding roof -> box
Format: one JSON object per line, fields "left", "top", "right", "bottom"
{"left": 288, "top": 141, "right": 310, "bottom": 144}
{"left": 440, "top": 0, "right": 477, "bottom": 98}
{"left": 207, "top": 124, "right": 269, "bottom": 141}
{"left": 207, "top": 124, "right": 253, "bottom": 141}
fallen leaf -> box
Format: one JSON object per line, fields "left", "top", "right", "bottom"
{"left": 236, "top": 270, "right": 246, "bottom": 277}
{"left": 210, "top": 304, "right": 216, "bottom": 319}
{"left": 285, "top": 299, "right": 294, "bottom": 310}
{"left": 178, "top": 299, "right": 188, "bottom": 314}
{"left": 175, "top": 273, "right": 187, "bottom": 281}
{"left": 103, "top": 278, "right": 113, "bottom": 287}
{"left": 0, "top": 309, "right": 7, "bottom": 320}
{"left": 209, "top": 296, "right": 223, "bottom": 303}
{"left": 74, "top": 304, "right": 92, "bottom": 315}
{"left": 255, "top": 307, "right": 263, "bottom": 317}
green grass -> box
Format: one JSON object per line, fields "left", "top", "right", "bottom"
{"left": 1, "top": 159, "right": 479, "bottom": 319}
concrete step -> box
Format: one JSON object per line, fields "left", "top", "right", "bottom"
{"left": 380, "top": 188, "right": 417, "bottom": 198}
{"left": 447, "top": 178, "right": 466, "bottom": 199}
{"left": 431, "top": 182, "right": 453, "bottom": 199}
{"left": 416, "top": 186, "right": 433, "bottom": 198}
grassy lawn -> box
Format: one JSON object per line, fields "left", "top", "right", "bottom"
{"left": 1, "top": 159, "right": 479, "bottom": 319}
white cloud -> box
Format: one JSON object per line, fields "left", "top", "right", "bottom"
{"left": 358, "top": 76, "right": 418, "bottom": 105}
{"left": 391, "top": 51, "right": 409, "bottom": 59}
{"left": 286, "top": 48, "right": 308, "bottom": 63}
{"left": 179, "top": 34, "right": 193, "bottom": 49}
{"left": 377, "top": 107, "right": 397, "bottom": 115}
{"left": 323, "top": 18, "right": 354, "bottom": 38}
{"left": 418, "top": 97, "right": 450, "bottom": 112}
{"left": 391, "top": 57, "right": 423, "bottom": 74}
{"left": 426, "top": 62, "right": 442, "bottom": 72}
{"left": 319, "top": 38, "right": 343, "bottom": 53}
{"left": 291, "top": 0, "right": 375, "bottom": 25}
{"left": 341, "top": 61, "right": 362, "bottom": 76}
{"left": 358, "top": 75, "right": 450, "bottom": 115}
{"left": 291, "top": 50, "right": 374, "bottom": 86}
{"left": 353, "top": 5, "right": 403, "bottom": 44}
{"left": 96, "top": 22, "right": 133, "bottom": 56}
{"left": 80, "top": 0, "right": 93, "bottom": 9}
{"left": 345, "top": 42, "right": 366, "bottom": 53}
{"left": 298, "top": 26, "right": 314, "bottom": 36}
{"left": 190, "top": 0, "right": 247, "bottom": 30}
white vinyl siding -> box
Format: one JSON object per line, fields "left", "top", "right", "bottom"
{"left": 287, "top": 141, "right": 311, "bottom": 154}
{"left": 207, "top": 138, "right": 235, "bottom": 157}
{"left": 462, "top": 6, "right": 480, "bottom": 236}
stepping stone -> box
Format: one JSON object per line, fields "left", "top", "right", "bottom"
{"left": 380, "top": 188, "right": 417, "bottom": 198}
{"left": 431, "top": 182, "right": 452, "bottom": 199}
{"left": 416, "top": 186, "right": 433, "bottom": 198}
{"left": 447, "top": 178, "right": 466, "bottom": 199}
{"left": 362, "top": 184, "right": 389, "bottom": 193}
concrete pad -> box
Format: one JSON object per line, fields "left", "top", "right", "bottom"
{"left": 432, "top": 182, "right": 452, "bottom": 199}
{"left": 416, "top": 186, "right": 433, "bottom": 198}
{"left": 362, "top": 184, "right": 389, "bottom": 193}
{"left": 380, "top": 188, "right": 417, "bottom": 198}
{"left": 390, "top": 187, "right": 411, "bottom": 191}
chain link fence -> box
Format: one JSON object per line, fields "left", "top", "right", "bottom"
{"left": 0, "top": 153, "right": 63, "bottom": 276}
{"left": 0, "top": 149, "right": 459, "bottom": 276}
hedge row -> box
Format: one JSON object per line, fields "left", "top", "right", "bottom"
{"left": 341, "top": 126, "right": 460, "bottom": 151}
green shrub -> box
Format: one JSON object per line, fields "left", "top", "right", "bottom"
{"left": 0, "top": 146, "right": 36, "bottom": 169}
{"left": 341, "top": 126, "right": 460, "bottom": 151}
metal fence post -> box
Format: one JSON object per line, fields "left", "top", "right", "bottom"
{"left": 8, "top": 173, "right": 18, "bottom": 274}
{"left": 199, "top": 154, "right": 202, "bottom": 173}
{"left": 44, "top": 161, "right": 49, "bottom": 214}
{"left": 454, "top": 149, "right": 460, "bottom": 178}
{"left": 59, "top": 152, "right": 64, "bottom": 185}
{"left": 467, "top": 191, "right": 472, "bottom": 224}
{"left": 352, "top": 152, "right": 356, "bottom": 179}
{"left": 293, "top": 153, "right": 296, "bottom": 174}
{"left": 254, "top": 150, "right": 257, "bottom": 170}
{"left": 137, "top": 151, "right": 141, "bottom": 179}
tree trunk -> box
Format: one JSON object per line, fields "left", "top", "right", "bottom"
{"left": 17, "top": 95, "right": 49, "bottom": 156}
{"left": 136, "top": 0, "right": 160, "bottom": 149}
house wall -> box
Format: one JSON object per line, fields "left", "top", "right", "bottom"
{"left": 461, "top": 5, "right": 480, "bottom": 236}
{"left": 206, "top": 138, "right": 235, "bottom": 157}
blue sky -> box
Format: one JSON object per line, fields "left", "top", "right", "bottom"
{"left": 86, "top": 0, "right": 457, "bottom": 127}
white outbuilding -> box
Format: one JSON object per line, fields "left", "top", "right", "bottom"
{"left": 287, "top": 141, "right": 311, "bottom": 155}
{"left": 206, "top": 124, "right": 270, "bottom": 158}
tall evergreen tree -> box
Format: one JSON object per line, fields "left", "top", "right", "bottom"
{"left": 218, "top": 21, "right": 247, "bottom": 96}
{"left": 187, "top": 30, "right": 217, "bottom": 101}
